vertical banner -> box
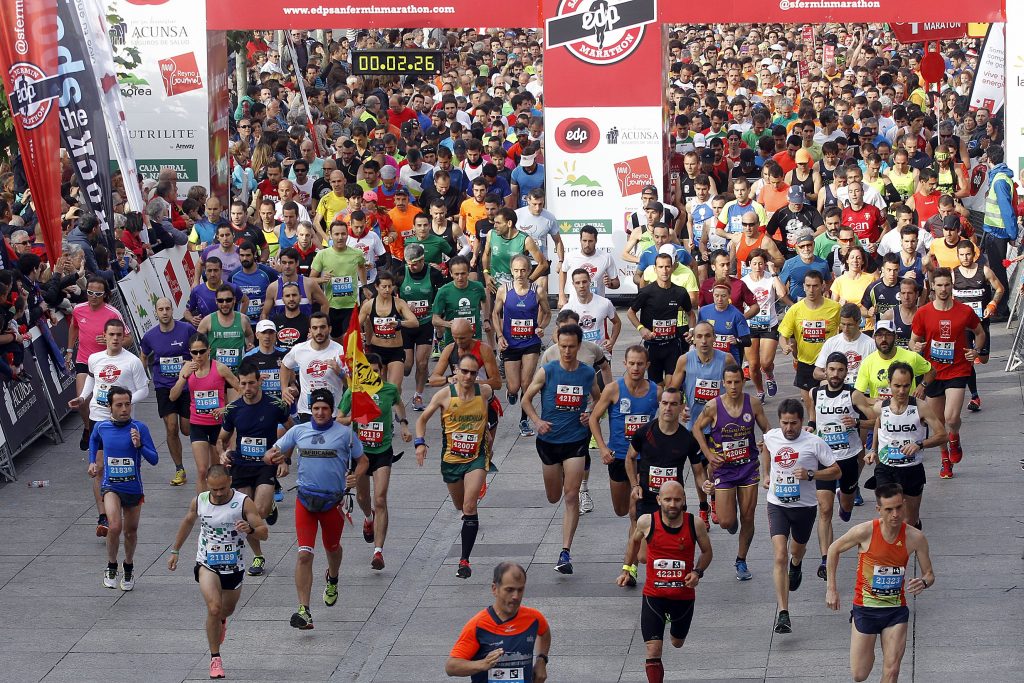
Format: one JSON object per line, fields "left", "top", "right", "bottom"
{"left": 0, "top": 361, "right": 55, "bottom": 460}
{"left": 1006, "top": 8, "right": 1024, "bottom": 178}
{"left": 108, "top": 0, "right": 210, "bottom": 198}
{"left": 32, "top": 316, "right": 78, "bottom": 423}
{"left": 57, "top": 0, "right": 115, "bottom": 236}
{"left": 0, "top": 0, "right": 64, "bottom": 263}
{"left": 287, "top": 41, "right": 323, "bottom": 157}
{"left": 968, "top": 23, "right": 1005, "bottom": 114}
{"left": 544, "top": 0, "right": 663, "bottom": 297}
{"left": 206, "top": 30, "right": 230, "bottom": 207}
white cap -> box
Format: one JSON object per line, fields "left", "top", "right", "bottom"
{"left": 255, "top": 320, "right": 277, "bottom": 333}
{"left": 519, "top": 153, "right": 536, "bottom": 166}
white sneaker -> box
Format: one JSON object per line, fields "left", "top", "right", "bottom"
{"left": 103, "top": 568, "right": 118, "bottom": 589}
{"left": 579, "top": 489, "right": 594, "bottom": 514}
{"left": 120, "top": 575, "right": 135, "bottom": 591}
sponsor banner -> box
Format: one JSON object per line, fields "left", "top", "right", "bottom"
{"left": 133, "top": 158, "right": 200, "bottom": 183}
{"left": 661, "top": 1, "right": 1003, "bottom": 23}
{"left": 0, "top": 354, "right": 54, "bottom": 462}
{"left": 1007, "top": 6, "right": 1024, "bottom": 178}
{"left": 890, "top": 22, "right": 966, "bottom": 43}
{"left": 117, "top": 258, "right": 167, "bottom": 340}
{"left": 545, "top": 106, "right": 664, "bottom": 297}
{"left": 206, "top": 29, "right": 230, "bottom": 206}
{"left": 32, "top": 316, "right": 78, "bottom": 423}
{"left": 109, "top": 0, "right": 209, "bottom": 197}
{"left": 0, "top": 0, "right": 64, "bottom": 264}
{"left": 57, "top": 0, "right": 115, "bottom": 236}
{"left": 149, "top": 245, "right": 197, "bottom": 319}
{"left": 968, "top": 24, "right": 1004, "bottom": 114}
{"left": 206, "top": 1, "right": 538, "bottom": 30}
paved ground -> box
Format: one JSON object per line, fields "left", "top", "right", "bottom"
{"left": 1, "top": 320, "right": 1022, "bottom": 683}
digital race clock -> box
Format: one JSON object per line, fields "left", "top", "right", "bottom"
{"left": 352, "top": 50, "right": 443, "bottom": 76}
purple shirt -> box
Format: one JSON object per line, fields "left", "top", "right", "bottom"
{"left": 186, "top": 281, "right": 243, "bottom": 319}
{"left": 201, "top": 244, "right": 242, "bottom": 279}
{"left": 140, "top": 320, "right": 195, "bottom": 389}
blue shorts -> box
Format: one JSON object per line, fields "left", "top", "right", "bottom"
{"left": 850, "top": 604, "right": 909, "bottom": 635}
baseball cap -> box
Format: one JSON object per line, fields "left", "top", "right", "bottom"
{"left": 788, "top": 186, "right": 807, "bottom": 204}
{"left": 380, "top": 165, "right": 397, "bottom": 180}
{"left": 362, "top": 190, "right": 378, "bottom": 202}
{"left": 394, "top": 187, "right": 410, "bottom": 197}
{"left": 794, "top": 229, "right": 815, "bottom": 245}
{"left": 700, "top": 148, "right": 716, "bottom": 163}
{"left": 939, "top": 214, "right": 960, "bottom": 231}
{"left": 255, "top": 320, "right": 277, "bottom": 333}
{"left": 795, "top": 148, "right": 813, "bottom": 164}
{"left": 401, "top": 121, "right": 416, "bottom": 135}
{"left": 874, "top": 320, "right": 896, "bottom": 334}
{"left": 453, "top": 140, "right": 468, "bottom": 154}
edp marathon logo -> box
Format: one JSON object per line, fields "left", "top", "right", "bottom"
{"left": 7, "top": 62, "right": 59, "bottom": 130}
{"left": 555, "top": 117, "right": 600, "bottom": 154}
{"left": 546, "top": 0, "right": 657, "bottom": 65}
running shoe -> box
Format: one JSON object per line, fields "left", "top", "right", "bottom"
{"left": 939, "top": 455, "right": 954, "bottom": 479}
{"left": 710, "top": 499, "right": 719, "bottom": 525}
{"left": 757, "top": 391, "right": 766, "bottom": 405}
{"left": 247, "top": 556, "right": 265, "bottom": 576}
{"left": 817, "top": 557, "right": 828, "bottom": 580}
{"left": 170, "top": 467, "right": 187, "bottom": 486}
{"left": 742, "top": 363, "right": 750, "bottom": 380}
{"left": 506, "top": 390, "right": 518, "bottom": 405}
{"left": 948, "top": 439, "right": 964, "bottom": 464}
{"left": 431, "top": 339, "right": 442, "bottom": 360}
{"left": 735, "top": 559, "right": 752, "bottom": 581}
{"left": 371, "top": 551, "right": 385, "bottom": 571}
{"left": 766, "top": 376, "right": 778, "bottom": 397}
{"left": 290, "top": 606, "right": 314, "bottom": 630}
{"left": 519, "top": 419, "right": 535, "bottom": 437}
{"left": 623, "top": 564, "right": 637, "bottom": 587}
{"left": 788, "top": 560, "right": 803, "bottom": 592}
{"left": 266, "top": 503, "right": 278, "bottom": 526}
{"left": 456, "top": 559, "right": 472, "bottom": 579}
{"left": 579, "top": 489, "right": 594, "bottom": 514}
{"left": 853, "top": 487, "right": 864, "bottom": 507}
{"left": 774, "top": 611, "right": 792, "bottom": 634}
{"left": 838, "top": 505, "right": 852, "bottom": 523}
{"left": 120, "top": 568, "right": 135, "bottom": 592}
{"left": 554, "top": 550, "right": 573, "bottom": 575}
{"left": 412, "top": 394, "right": 425, "bottom": 411}
{"left": 967, "top": 396, "right": 981, "bottom": 412}
{"left": 209, "top": 656, "right": 225, "bottom": 679}
{"left": 79, "top": 428, "right": 90, "bottom": 451}
{"left": 274, "top": 482, "right": 284, "bottom": 503}
{"left": 698, "top": 508, "right": 710, "bottom": 530}
{"left": 96, "top": 514, "right": 109, "bottom": 538}
{"left": 323, "top": 573, "right": 339, "bottom": 607}
{"left": 362, "top": 516, "right": 374, "bottom": 543}
{"left": 103, "top": 567, "right": 117, "bottom": 589}
{"left": 589, "top": 434, "right": 598, "bottom": 450}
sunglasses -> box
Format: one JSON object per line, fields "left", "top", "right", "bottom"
{"left": 741, "top": 222, "right": 759, "bottom": 227}
{"left": 217, "top": 298, "right": 235, "bottom": 303}
{"left": 86, "top": 289, "right": 105, "bottom": 297}
{"left": 456, "top": 367, "right": 475, "bottom": 374}
{"left": 14, "top": 240, "right": 31, "bottom": 246}
{"left": 190, "top": 348, "right": 208, "bottom": 356}
{"left": 238, "top": 125, "right": 251, "bottom": 129}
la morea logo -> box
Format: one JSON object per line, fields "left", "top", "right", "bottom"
{"left": 546, "top": 0, "right": 657, "bottom": 65}
{"left": 554, "top": 161, "right": 603, "bottom": 198}
{"left": 613, "top": 156, "right": 654, "bottom": 196}
{"left": 159, "top": 52, "right": 203, "bottom": 97}
{"left": 555, "top": 117, "right": 599, "bottom": 154}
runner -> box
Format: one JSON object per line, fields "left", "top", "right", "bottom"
{"left": 446, "top": 562, "right": 551, "bottom": 683}
{"left": 883, "top": 279, "right": 922, "bottom": 350}
{"left": 339, "top": 352, "right": 412, "bottom": 571}
{"left": 692, "top": 366, "right": 771, "bottom": 581}
{"left": 88, "top": 387, "right": 158, "bottom": 591}
{"left": 399, "top": 243, "right": 445, "bottom": 410}
{"left": 557, "top": 224, "right": 620, "bottom": 308}
{"left": 358, "top": 269, "right": 419, "bottom": 387}
{"left": 810, "top": 352, "right": 876, "bottom": 580}
{"left": 813, "top": 303, "right": 877, "bottom": 387}
{"left": 217, "top": 361, "right": 291, "bottom": 576}
{"left": 952, "top": 242, "right": 1003, "bottom": 412}
{"left": 741, "top": 249, "right": 787, "bottom": 401}
{"left": 854, "top": 320, "right": 935, "bottom": 401}
{"left": 270, "top": 283, "right": 313, "bottom": 351}
{"left": 197, "top": 284, "right": 255, "bottom": 375}
{"left": 910, "top": 268, "right": 986, "bottom": 478}
{"left": 616, "top": 480, "right": 712, "bottom": 683}
{"left": 565, "top": 267, "right": 622, "bottom": 386}
{"left": 310, "top": 220, "right": 368, "bottom": 341}
{"left": 628, "top": 253, "right": 695, "bottom": 386}
{"left": 167, "top": 464, "right": 267, "bottom": 680}
{"left": 481, "top": 206, "right": 546, "bottom": 294}
{"left": 432, "top": 255, "right": 490, "bottom": 346}
{"left": 416, "top": 353, "right": 494, "bottom": 579}
{"left": 493, "top": 254, "right": 551, "bottom": 436}
{"left": 262, "top": 246, "right": 328, "bottom": 321}
{"left": 825, "top": 482, "right": 935, "bottom": 683}
{"left": 521, "top": 323, "right": 599, "bottom": 574}
{"left": 169, "top": 332, "right": 241, "bottom": 492}
{"left": 229, "top": 241, "right": 277, "bottom": 326}
{"left": 762, "top": 398, "right": 841, "bottom": 634}
{"left": 697, "top": 280, "right": 751, "bottom": 367}
{"left": 243, "top": 320, "right": 289, "bottom": 401}
{"left": 140, "top": 297, "right": 193, "bottom": 486}
{"left": 264, "top": 388, "right": 367, "bottom": 630}
{"left": 69, "top": 318, "right": 148, "bottom": 538}
{"left": 280, "top": 311, "right": 345, "bottom": 423}
{"left": 515, "top": 187, "right": 563, "bottom": 295}
{"left": 865, "top": 362, "right": 948, "bottom": 528}
{"left": 778, "top": 270, "right": 841, "bottom": 416}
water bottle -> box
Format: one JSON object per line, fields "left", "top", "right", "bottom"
{"left": 27, "top": 480, "right": 50, "bottom": 488}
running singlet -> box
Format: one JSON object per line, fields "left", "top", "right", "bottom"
{"left": 489, "top": 230, "right": 528, "bottom": 287}
{"left": 607, "top": 378, "right": 659, "bottom": 459}
{"left": 89, "top": 419, "right": 158, "bottom": 494}
{"left": 812, "top": 385, "right": 865, "bottom": 460}
{"left": 400, "top": 265, "right": 439, "bottom": 327}
{"left": 196, "top": 489, "right": 248, "bottom": 574}
{"left": 854, "top": 519, "right": 910, "bottom": 608}
{"left": 709, "top": 395, "right": 756, "bottom": 466}
{"left": 272, "top": 312, "right": 310, "bottom": 350}
{"left": 501, "top": 286, "right": 541, "bottom": 350}
{"left": 682, "top": 348, "right": 728, "bottom": 431}
{"left": 734, "top": 235, "right": 767, "bottom": 277}
{"left": 643, "top": 511, "right": 698, "bottom": 601}
{"left": 187, "top": 361, "right": 226, "bottom": 426}
{"left": 209, "top": 314, "right": 246, "bottom": 370}
{"left": 540, "top": 360, "right": 595, "bottom": 443}
{"left": 441, "top": 384, "right": 488, "bottom": 465}
{"left": 876, "top": 398, "right": 925, "bottom": 467}
{"left": 742, "top": 273, "right": 778, "bottom": 329}
{"left": 230, "top": 267, "right": 274, "bottom": 322}
{"left": 272, "top": 276, "right": 314, "bottom": 317}
{"left": 243, "top": 347, "right": 286, "bottom": 397}
{"left": 370, "top": 297, "right": 401, "bottom": 342}
{"left": 952, "top": 267, "right": 990, "bottom": 319}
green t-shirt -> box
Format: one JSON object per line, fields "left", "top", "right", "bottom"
{"left": 400, "top": 264, "right": 441, "bottom": 325}
{"left": 432, "top": 280, "right": 487, "bottom": 345}
{"left": 814, "top": 233, "right": 838, "bottom": 261}
{"left": 488, "top": 230, "right": 528, "bottom": 284}
{"left": 407, "top": 234, "right": 454, "bottom": 265}
{"left": 854, "top": 348, "right": 932, "bottom": 399}
{"left": 339, "top": 381, "right": 399, "bottom": 454}
{"left": 310, "top": 246, "right": 366, "bottom": 310}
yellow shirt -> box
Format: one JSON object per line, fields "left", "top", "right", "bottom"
{"left": 778, "top": 298, "right": 841, "bottom": 365}
{"left": 316, "top": 192, "right": 348, "bottom": 223}
{"left": 929, "top": 239, "right": 977, "bottom": 269}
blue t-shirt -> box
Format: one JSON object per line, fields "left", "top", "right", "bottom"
{"left": 510, "top": 164, "right": 545, "bottom": 207}
{"left": 89, "top": 419, "right": 159, "bottom": 495}
{"left": 607, "top": 378, "right": 659, "bottom": 459}
{"left": 274, "top": 421, "right": 364, "bottom": 493}
{"left": 697, "top": 303, "right": 750, "bottom": 365}
{"left": 230, "top": 264, "right": 277, "bottom": 322}
{"left": 778, "top": 255, "right": 829, "bottom": 300}
{"left": 187, "top": 281, "right": 244, "bottom": 319}
{"left": 637, "top": 244, "right": 692, "bottom": 273}
{"left": 141, "top": 321, "right": 196, "bottom": 389}
{"left": 222, "top": 394, "right": 291, "bottom": 470}
{"left": 539, "top": 360, "right": 595, "bottom": 444}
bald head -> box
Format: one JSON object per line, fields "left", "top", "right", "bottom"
{"left": 658, "top": 479, "right": 685, "bottom": 497}
{"left": 451, "top": 318, "right": 473, "bottom": 338}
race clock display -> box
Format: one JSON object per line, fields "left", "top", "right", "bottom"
{"left": 352, "top": 50, "right": 443, "bottom": 76}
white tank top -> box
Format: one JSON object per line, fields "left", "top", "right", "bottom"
{"left": 196, "top": 489, "right": 248, "bottom": 573}
{"left": 813, "top": 385, "right": 864, "bottom": 460}
{"left": 742, "top": 273, "right": 778, "bottom": 328}
{"left": 876, "top": 398, "right": 925, "bottom": 468}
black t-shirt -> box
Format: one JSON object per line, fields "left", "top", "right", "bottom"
{"left": 630, "top": 282, "right": 693, "bottom": 339}
{"left": 245, "top": 347, "right": 287, "bottom": 398}
{"left": 271, "top": 312, "right": 310, "bottom": 349}
{"left": 765, "top": 206, "right": 824, "bottom": 258}
{"left": 338, "top": 157, "right": 361, "bottom": 184}
{"left": 418, "top": 187, "right": 461, "bottom": 218}
{"left": 630, "top": 421, "right": 702, "bottom": 501}
{"left": 221, "top": 394, "right": 290, "bottom": 470}
{"left": 311, "top": 177, "right": 332, "bottom": 204}
{"left": 233, "top": 223, "right": 268, "bottom": 250}
{"left": 861, "top": 279, "right": 900, "bottom": 323}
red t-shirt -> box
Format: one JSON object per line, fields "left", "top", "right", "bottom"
{"left": 911, "top": 301, "right": 980, "bottom": 380}
{"left": 772, "top": 151, "right": 797, "bottom": 175}
{"left": 914, "top": 191, "right": 940, "bottom": 227}
{"left": 841, "top": 205, "right": 885, "bottom": 247}
{"left": 387, "top": 106, "right": 418, "bottom": 129}
{"left": 256, "top": 179, "right": 279, "bottom": 203}
{"left": 699, "top": 276, "right": 756, "bottom": 308}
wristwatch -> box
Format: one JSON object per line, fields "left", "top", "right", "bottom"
{"left": 398, "top": 418, "right": 409, "bottom": 425}
{"left": 693, "top": 567, "right": 704, "bottom": 578}
{"left": 807, "top": 470, "right": 815, "bottom": 481}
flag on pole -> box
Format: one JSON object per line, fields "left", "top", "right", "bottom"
{"left": 286, "top": 41, "right": 323, "bottom": 157}
{"left": 343, "top": 306, "right": 382, "bottom": 424}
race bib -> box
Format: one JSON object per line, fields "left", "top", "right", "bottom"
{"left": 652, "top": 318, "right": 677, "bottom": 338}
{"left": 582, "top": 326, "right": 601, "bottom": 342}
{"left": 105, "top": 456, "right": 135, "bottom": 480}
{"left": 451, "top": 431, "right": 481, "bottom": 457}
{"left": 648, "top": 466, "right": 678, "bottom": 492}
{"left": 96, "top": 382, "right": 112, "bottom": 407}
{"left": 877, "top": 385, "right": 893, "bottom": 400}
{"left": 819, "top": 423, "right": 850, "bottom": 452}
{"left": 652, "top": 558, "right": 688, "bottom": 588}
{"left": 693, "top": 378, "right": 720, "bottom": 404}
{"left": 373, "top": 316, "right": 398, "bottom": 339}
{"left": 930, "top": 340, "right": 954, "bottom": 364}
{"left": 195, "top": 389, "right": 220, "bottom": 414}
{"left": 331, "top": 276, "right": 354, "bottom": 296}
{"left": 246, "top": 298, "right": 263, "bottom": 318}
{"left": 871, "top": 565, "right": 905, "bottom": 596}
{"left": 750, "top": 311, "right": 770, "bottom": 328}
{"left": 881, "top": 440, "right": 911, "bottom": 465}
{"left": 408, "top": 299, "right": 430, "bottom": 318}
{"left": 239, "top": 437, "right": 267, "bottom": 461}
{"left": 456, "top": 316, "right": 476, "bottom": 334}
{"left": 261, "top": 369, "right": 281, "bottom": 394}
{"left": 713, "top": 334, "right": 734, "bottom": 352}
{"left": 722, "top": 439, "right": 751, "bottom": 464}
{"left": 773, "top": 474, "right": 800, "bottom": 503}
{"left": 159, "top": 355, "right": 184, "bottom": 377}
{"left": 801, "top": 319, "right": 827, "bottom": 343}
{"left": 859, "top": 237, "right": 872, "bottom": 249}
{"left": 555, "top": 384, "right": 584, "bottom": 410}
{"left": 488, "top": 667, "right": 525, "bottom": 683}
{"left": 206, "top": 544, "right": 239, "bottom": 568}
{"left": 216, "top": 347, "right": 240, "bottom": 368}
{"left": 954, "top": 289, "right": 984, "bottom": 316}
{"left": 740, "top": 263, "right": 752, "bottom": 278}
{"left": 624, "top": 414, "right": 649, "bottom": 438}
{"left": 510, "top": 318, "right": 535, "bottom": 339}
{"left": 358, "top": 421, "right": 384, "bottom": 447}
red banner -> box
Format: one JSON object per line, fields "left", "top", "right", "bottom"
{"left": 0, "top": 0, "right": 62, "bottom": 264}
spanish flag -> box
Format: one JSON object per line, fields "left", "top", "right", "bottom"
{"left": 343, "top": 306, "right": 383, "bottom": 423}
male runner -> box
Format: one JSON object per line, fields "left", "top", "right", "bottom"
{"left": 262, "top": 246, "right": 328, "bottom": 321}
{"left": 416, "top": 353, "right": 494, "bottom": 579}
{"left": 557, "top": 224, "right": 620, "bottom": 308}
{"left": 692, "top": 366, "right": 770, "bottom": 581}
{"left": 339, "top": 353, "right": 411, "bottom": 571}
{"left": 779, "top": 270, "right": 841, "bottom": 416}
{"left": 141, "top": 298, "right": 193, "bottom": 486}
{"left": 88, "top": 387, "right": 158, "bottom": 591}
{"left": 310, "top": 220, "right": 368, "bottom": 341}
{"left": 481, "top": 206, "right": 546, "bottom": 293}
{"left": 197, "top": 284, "right": 255, "bottom": 374}
{"left": 616, "top": 480, "right": 712, "bottom": 683}
{"left": 762, "top": 398, "right": 841, "bottom": 634}
{"left": 813, "top": 303, "right": 876, "bottom": 386}
{"left": 521, "top": 324, "right": 599, "bottom": 574}
{"left": 399, "top": 242, "right": 445, "bottom": 410}
{"left": 628, "top": 253, "right": 695, "bottom": 386}
{"left": 855, "top": 320, "right": 935, "bottom": 401}
{"left": 564, "top": 267, "right": 621, "bottom": 386}
{"left": 280, "top": 312, "right": 345, "bottom": 423}
{"left": 217, "top": 362, "right": 291, "bottom": 576}
{"left": 952, "top": 242, "right": 1003, "bottom": 412}
{"left": 826, "top": 482, "right": 935, "bottom": 683}
{"left": 271, "top": 282, "right": 312, "bottom": 351}
{"left": 229, "top": 241, "right": 277, "bottom": 326}
{"left": 432, "top": 255, "right": 491, "bottom": 346}
{"left": 865, "top": 363, "right": 947, "bottom": 529}
{"left": 168, "top": 464, "right": 267, "bottom": 679}
{"left": 265, "top": 389, "right": 366, "bottom": 630}
{"left": 244, "top": 320, "right": 289, "bottom": 401}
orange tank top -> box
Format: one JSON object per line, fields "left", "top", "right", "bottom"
{"left": 853, "top": 519, "right": 910, "bottom": 608}
{"left": 735, "top": 234, "right": 766, "bottom": 277}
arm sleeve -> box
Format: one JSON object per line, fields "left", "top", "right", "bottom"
{"left": 80, "top": 374, "right": 96, "bottom": 400}
{"left": 137, "top": 423, "right": 160, "bottom": 466}
{"left": 130, "top": 362, "right": 150, "bottom": 403}
{"left": 282, "top": 348, "right": 299, "bottom": 371}
{"left": 88, "top": 425, "right": 102, "bottom": 464}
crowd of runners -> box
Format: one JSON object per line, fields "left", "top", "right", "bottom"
{"left": 48, "top": 20, "right": 1014, "bottom": 682}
